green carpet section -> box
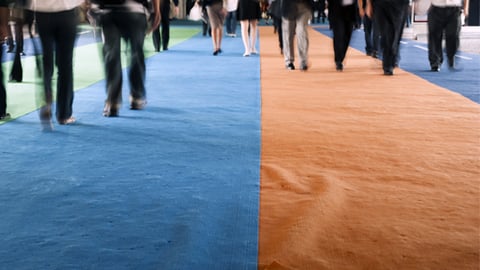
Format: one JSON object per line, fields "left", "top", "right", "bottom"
{"left": 0, "top": 25, "right": 200, "bottom": 124}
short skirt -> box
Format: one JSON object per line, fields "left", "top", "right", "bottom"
{"left": 236, "top": 0, "right": 261, "bottom": 21}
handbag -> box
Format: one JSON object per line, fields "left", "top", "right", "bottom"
{"left": 188, "top": 2, "right": 202, "bottom": 21}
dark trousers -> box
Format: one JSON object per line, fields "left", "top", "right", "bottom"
{"left": 374, "top": 0, "right": 408, "bottom": 72}
{"left": 330, "top": 3, "right": 356, "bottom": 64}
{"left": 273, "top": 16, "right": 283, "bottom": 52}
{"left": 101, "top": 12, "right": 147, "bottom": 106}
{"left": 428, "top": 6, "right": 461, "bottom": 68}
{"left": 36, "top": 9, "right": 78, "bottom": 121}
{"left": 153, "top": 3, "right": 171, "bottom": 51}
{"left": 0, "top": 43, "right": 6, "bottom": 115}
{"left": 363, "top": 15, "right": 380, "bottom": 55}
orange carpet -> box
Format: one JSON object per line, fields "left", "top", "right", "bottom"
{"left": 258, "top": 26, "right": 480, "bottom": 270}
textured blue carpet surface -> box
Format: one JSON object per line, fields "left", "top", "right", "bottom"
{"left": 0, "top": 31, "right": 261, "bottom": 269}
{"left": 316, "top": 26, "right": 480, "bottom": 103}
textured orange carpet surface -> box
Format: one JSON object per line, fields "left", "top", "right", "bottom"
{"left": 258, "top": 26, "right": 480, "bottom": 270}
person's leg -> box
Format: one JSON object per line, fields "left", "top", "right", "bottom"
{"left": 296, "top": 8, "right": 311, "bottom": 69}
{"left": 54, "top": 9, "right": 78, "bottom": 123}
{"left": 122, "top": 12, "right": 147, "bottom": 107}
{"left": 207, "top": 6, "right": 221, "bottom": 53}
{"left": 152, "top": 25, "right": 161, "bottom": 51}
{"left": 240, "top": 20, "right": 250, "bottom": 55}
{"left": 331, "top": 14, "right": 345, "bottom": 65}
{"left": 282, "top": 17, "right": 295, "bottom": 69}
{"left": 36, "top": 12, "right": 55, "bottom": 107}
{"left": 215, "top": 26, "right": 222, "bottom": 50}
{"left": 363, "top": 15, "right": 373, "bottom": 55}
{"left": 231, "top": 10, "right": 237, "bottom": 35}
{"left": 225, "top": 11, "right": 232, "bottom": 34}
{"left": 101, "top": 13, "right": 123, "bottom": 115}
{"left": 444, "top": 7, "right": 461, "bottom": 68}
{"left": 428, "top": 6, "right": 445, "bottom": 70}
{"left": 250, "top": 19, "right": 258, "bottom": 53}
{"left": 161, "top": 14, "right": 170, "bottom": 50}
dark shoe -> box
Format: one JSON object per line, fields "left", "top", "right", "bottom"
{"left": 300, "top": 64, "right": 308, "bottom": 71}
{"left": 103, "top": 103, "right": 119, "bottom": 117}
{"left": 213, "top": 50, "right": 219, "bottom": 56}
{"left": 130, "top": 99, "right": 146, "bottom": 110}
{"left": 0, "top": 113, "right": 11, "bottom": 121}
{"left": 371, "top": 51, "right": 378, "bottom": 59}
{"left": 286, "top": 63, "right": 295, "bottom": 70}
{"left": 336, "top": 62, "right": 343, "bottom": 71}
{"left": 448, "top": 57, "right": 455, "bottom": 69}
{"left": 431, "top": 66, "right": 440, "bottom": 72}
{"left": 58, "top": 116, "right": 76, "bottom": 125}
{"left": 383, "top": 69, "right": 394, "bottom": 76}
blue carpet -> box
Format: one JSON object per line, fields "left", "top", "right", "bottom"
{"left": 0, "top": 32, "right": 261, "bottom": 269}
{"left": 315, "top": 26, "right": 480, "bottom": 103}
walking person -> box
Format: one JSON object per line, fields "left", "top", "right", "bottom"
{"left": 28, "top": 0, "right": 84, "bottom": 126}
{"left": 281, "top": 0, "right": 314, "bottom": 70}
{"left": 152, "top": 0, "right": 178, "bottom": 52}
{"left": 237, "top": 0, "right": 261, "bottom": 56}
{"left": 91, "top": 0, "right": 160, "bottom": 117}
{"left": 327, "top": 0, "right": 357, "bottom": 71}
{"left": 366, "top": 0, "right": 409, "bottom": 75}
{"left": 268, "top": 0, "right": 282, "bottom": 54}
{"left": 225, "top": 0, "right": 238, "bottom": 37}
{"left": 428, "top": 0, "right": 469, "bottom": 71}
{"left": 9, "top": 0, "right": 26, "bottom": 82}
{"left": 203, "top": 0, "right": 227, "bottom": 55}
{"left": 358, "top": 0, "right": 379, "bottom": 58}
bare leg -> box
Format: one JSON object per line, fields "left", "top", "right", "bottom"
{"left": 250, "top": 19, "right": 258, "bottom": 54}
{"left": 240, "top": 20, "right": 250, "bottom": 56}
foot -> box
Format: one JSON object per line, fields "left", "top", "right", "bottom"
{"left": 130, "top": 99, "right": 146, "bottom": 110}
{"left": 336, "top": 62, "right": 343, "bottom": 71}
{"left": 431, "top": 66, "right": 440, "bottom": 72}
{"left": 250, "top": 49, "right": 258, "bottom": 54}
{"left": 103, "top": 103, "right": 119, "bottom": 117}
{"left": 286, "top": 63, "right": 295, "bottom": 70}
{"left": 58, "top": 116, "right": 76, "bottom": 125}
{"left": 383, "top": 68, "right": 394, "bottom": 76}
{"left": 39, "top": 106, "right": 53, "bottom": 130}
{"left": 300, "top": 64, "right": 308, "bottom": 71}
{"left": 243, "top": 51, "right": 250, "bottom": 57}
{"left": 0, "top": 113, "right": 11, "bottom": 121}
{"left": 213, "top": 49, "right": 219, "bottom": 56}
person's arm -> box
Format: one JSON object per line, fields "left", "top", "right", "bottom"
{"left": 151, "top": 0, "right": 161, "bottom": 31}
{"left": 365, "top": 0, "right": 372, "bottom": 18}
{"left": 358, "top": 0, "right": 365, "bottom": 18}
{"left": 464, "top": 0, "right": 469, "bottom": 17}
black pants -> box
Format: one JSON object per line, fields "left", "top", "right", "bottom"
{"left": 36, "top": 8, "right": 78, "bottom": 121}
{"left": 329, "top": 3, "right": 356, "bottom": 64}
{"left": 428, "top": 5, "right": 461, "bottom": 68}
{"left": 101, "top": 11, "right": 147, "bottom": 107}
{"left": 153, "top": 2, "right": 172, "bottom": 51}
{"left": 374, "top": 0, "right": 408, "bottom": 72}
